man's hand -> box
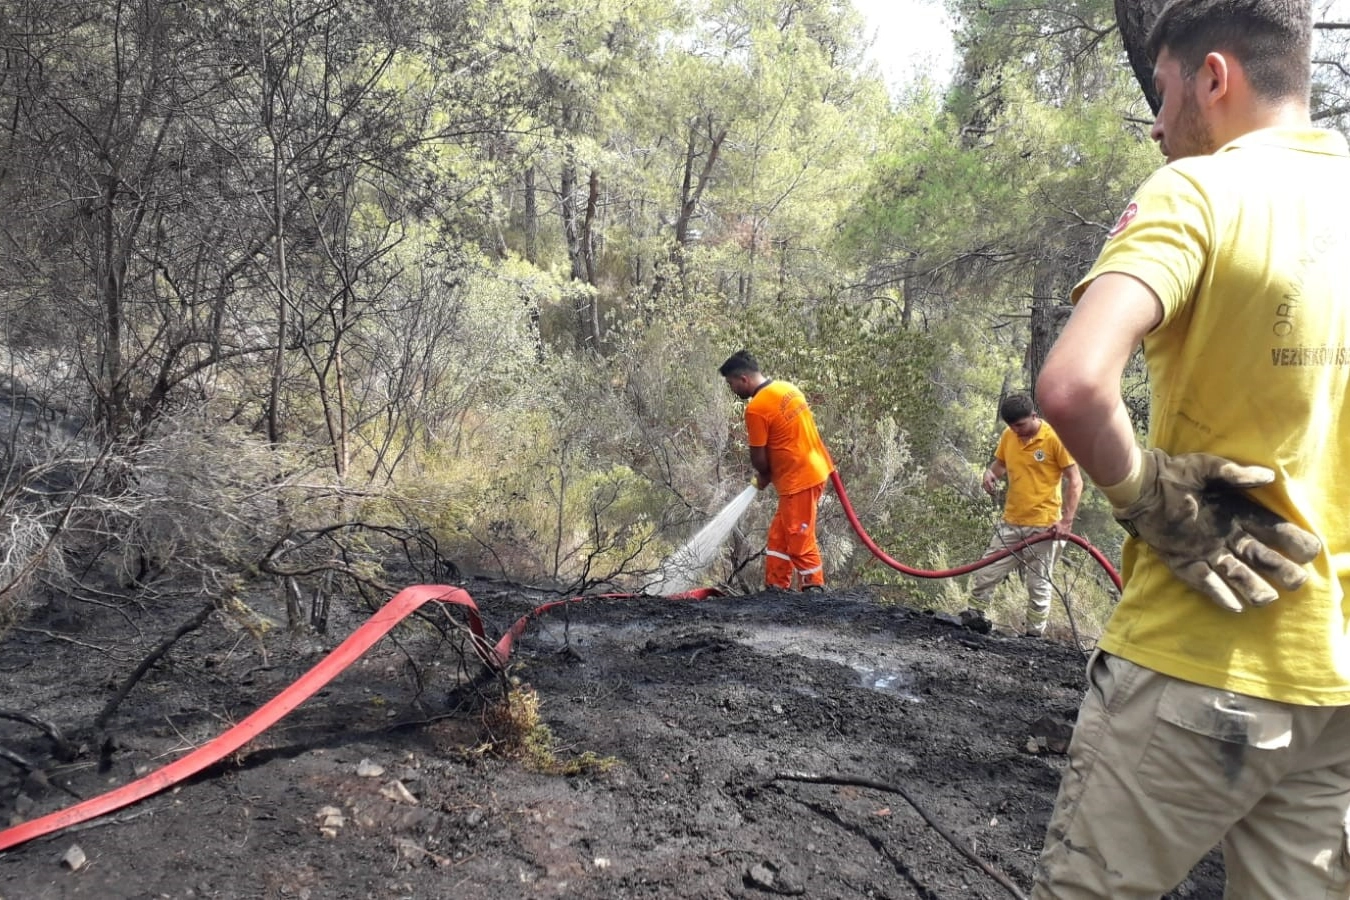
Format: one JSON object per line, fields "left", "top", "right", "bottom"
{"left": 981, "top": 469, "right": 999, "bottom": 495}
{"left": 1110, "top": 449, "right": 1321, "bottom": 611}
{"left": 1050, "top": 517, "right": 1074, "bottom": 538}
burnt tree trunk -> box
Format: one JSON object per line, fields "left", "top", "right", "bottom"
{"left": 1025, "top": 255, "right": 1074, "bottom": 396}
{"left": 1113, "top": 0, "right": 1171, "bottom": 114}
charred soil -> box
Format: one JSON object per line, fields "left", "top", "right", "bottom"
{"left": 0, "top": 579, "right": 1223, "bottom": 899}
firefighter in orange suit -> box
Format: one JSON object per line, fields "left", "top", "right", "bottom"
{"left": 719, "top": 350, "right": 834, "bottom": 592}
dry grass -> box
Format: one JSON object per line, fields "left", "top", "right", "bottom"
{"left": 483, "top": 681, "right": 619, "bottom": 776}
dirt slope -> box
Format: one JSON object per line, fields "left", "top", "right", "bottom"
{"left": 0, "top": 580, "right": 1223, "bottom": 899}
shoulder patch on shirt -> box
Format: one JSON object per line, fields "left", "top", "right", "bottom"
{"left": 1106, "top": 202, "right": 1138, "bottom": 239}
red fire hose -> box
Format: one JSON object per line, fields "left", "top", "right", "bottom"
{"left": 0, "top": 584, "right": 718, "bottom": 853}
{"left": 830, "top": 472, "right": 1122, "bottom": 590}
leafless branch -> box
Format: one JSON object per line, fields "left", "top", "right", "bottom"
{"left": 771, "top": 771, "right": 1029, "bottom": 900}
{"left": 93, "top": 601, "right": 216, "bottom": 732}
{"left": 0, "top": 709, "right": 79, "bottom": 760}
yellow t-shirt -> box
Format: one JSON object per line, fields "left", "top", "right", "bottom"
{"left": 996, "top": 421, "right": 1075, "bottom": 528}
{"left": 1074, "top": 127, "right": 1350, "bottom": 705}
{"left": 744, "top": 380, "right": 833, "bottom": 495}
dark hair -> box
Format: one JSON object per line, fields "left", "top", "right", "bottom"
{"left": 1146, "top": 0, "right": 1312, "bottom": 102}
{"left": 718, "top": 350, "right": 760, "bottom": 377}
{"left": 999, "top": 393, "right": 1036, "bottom": 424}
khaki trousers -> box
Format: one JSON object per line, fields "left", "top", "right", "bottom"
{"left": 969, "top": 521, "right": 1060, "bottom": 633}
{"left": 1033, "top": 652, "right": 1350, "bottom": 899}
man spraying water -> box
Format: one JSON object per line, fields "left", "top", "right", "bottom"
{"left": 719, "top": 350, "right": 834, "bottom": 593}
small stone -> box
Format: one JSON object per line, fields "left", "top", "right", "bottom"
{"left": 747, "top": 863, "right": 777, "bottom": 890}
{"left": 314, "top": 802, "right": 346, "bottom": 830}
{"left": 61, "top": 844, "right": 86, "bottom": 871}
{"left": 315, "top": 805, "right": 344, "bottom": 829}
{"left": 746, "top": 861, "right": 805, "bottom": 896}
{"left": 356, "top": 759, "right": 385, "bottom": 777}
{"left": 380, "top": 780, "right": 419, "bottom": 805}
{"left": 1029, "top": 715, "right": 1075, "bottom": 754}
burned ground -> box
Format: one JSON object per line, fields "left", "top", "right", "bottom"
{"left": 0, "top": 579, "right": 1223, "bottom": 899}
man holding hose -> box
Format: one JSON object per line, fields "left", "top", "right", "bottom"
{"left": 719, "top": 350, "right": 834, "bottom": 593}
{"left": 964, "top": 392, "right": 1082, "bottom": 637}
{"left": 1033, "top": 0, "right": 1347, "bottom": 894}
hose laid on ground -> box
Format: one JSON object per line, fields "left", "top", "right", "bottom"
{"left": 829, "top": 471, "right": 1122, "bottom": 591}
{"left": 0, "top": 472, "right": 1120, "bottom": 854}
{"left": 0, "top": 584, "right": 719, "bottom": 853}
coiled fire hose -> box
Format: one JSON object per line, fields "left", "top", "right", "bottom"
{"left": 0, "top": 474, "right": 1121, "bottom": 853}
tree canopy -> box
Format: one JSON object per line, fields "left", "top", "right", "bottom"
{"left": 0, "top": 0, "right": 1345, "bottom": 636}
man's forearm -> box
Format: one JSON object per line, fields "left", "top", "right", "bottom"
{"left": 1045, "top": 395, "right": 1139, "bottom": 490}
{"left": 1037, "top": 275, "right": 1161, "bottom": 493}
{"left": 1061, "top": 471, "right": 1083, "bottom": 522}
{"left": 749, "top": 446, "right": 771, "bottom": 486}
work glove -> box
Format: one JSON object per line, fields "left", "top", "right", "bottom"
{"left": 1105, "top": 448, "right": 1320, "bottom": 612}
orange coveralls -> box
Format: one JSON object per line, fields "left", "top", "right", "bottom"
{"left": 744, "top": 380, "right": 833, "bottom": 589}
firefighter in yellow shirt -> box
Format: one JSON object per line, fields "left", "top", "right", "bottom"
{"left": 963, "top": 393, "right": 1081, "bottom": 637}
{"left": 1033, "top": 0, "right": 1345, "bottom": 895}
